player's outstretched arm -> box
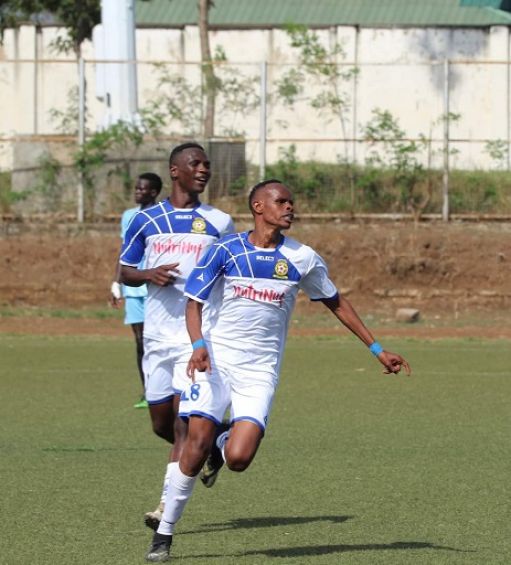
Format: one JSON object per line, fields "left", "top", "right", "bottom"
{"left": 321, "top": 294, "right": 411, "bottom": 376}
{"left": 185, "top": 299, "right": 211, "bottom": 381}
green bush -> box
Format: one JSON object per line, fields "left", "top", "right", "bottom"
{"left": 265, "top": 146, "right": 354, "bottom": 212}
{"left": 0, "top": 171, "right": 30, "bottom": 214}
{"left": 259, "top": 151, "right": 511, "bottom": 215}
{"left": 449, "top": 170, "right": 509, "bottom": 213}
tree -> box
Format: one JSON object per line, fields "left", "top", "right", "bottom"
{"left": 0, "top": 0, "right": 100, "bottom": 56}
{"left": 360, "top": 108, "right": 453, "bottom": 222}
{"left": 199, "top": 0, "right": 218, "bottom": 138}
{"left": 276, "top": 25, "right": 357, "bottom": 162}
{"left": 47, "top": 0, "right": 100, "bottom": 58}
{"left": 141, "top": 0, "right": 218, "bottom": 138}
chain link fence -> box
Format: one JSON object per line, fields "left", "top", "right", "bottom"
{"left": 1, "top": 57, "right": 511, "bottom": 219}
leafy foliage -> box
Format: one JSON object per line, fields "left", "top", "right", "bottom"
{"left": 266, "top": 145, "right": 351, "bottom": 209}
{"left": 361, "top": 109, "right": 440, "bottom": 219}
{"left": 484, "top": 139, "right": 509, "bottom": 170}
{"left": 73, "top": 120, "right": 155, "bottom": 217}
{"left": 48, "top": 86, "right": 82, "bottom": 135}
{"left": 146, "top": 59, "right": 259, "bottom": 138}
{"left": 31, "top": 153, "right": 62, "bottom": 210}
{"left": 275, "top": 25, "right": 357, "bottom": 145}
{"left": 0, "top": 0, "right": 100, "bottom": 54}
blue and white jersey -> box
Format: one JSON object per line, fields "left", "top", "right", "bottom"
{"left": 120, "top": 206, "right": 147, "bottom": 299}
{"left": 120, "top": 200, "right": 234, "bottom": 342}
{"left": 184, "top": 231, "right": 338, "bottom": 379}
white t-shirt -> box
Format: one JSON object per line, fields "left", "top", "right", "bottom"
{"left": 184, "top": 231, "right": 338, "bottom": 380}
{"left": 120, "top": 200, "right": 234, "bottom": 342}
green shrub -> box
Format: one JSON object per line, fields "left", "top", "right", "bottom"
{"left": 256, "top": 153, "right": 511, "bottom": 215}
{"left": 0, "top": 171, "right": 32, "bottom": 214}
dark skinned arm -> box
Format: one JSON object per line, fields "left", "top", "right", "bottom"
{"left": 321, "top": 294, "right": 411, "bottom": 376}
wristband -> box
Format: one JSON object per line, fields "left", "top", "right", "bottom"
{"left": 111, "top": 281, "right": 122, "bottom": 299}
{"left": 192, "top": 339, "right": 206, "bottom": 350}
{"left": 369, "top": 342, "right": 384, "bottom": 356}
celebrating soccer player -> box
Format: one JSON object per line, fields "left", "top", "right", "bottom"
{"left": 145, "top": 179, "right": 411, "bottom": 562}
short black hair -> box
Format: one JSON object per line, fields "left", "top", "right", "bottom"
{"left": 247, "top": 178, "right": 284, "bottom": 213}
{"left": 169, "top": 142, "right": 205, "bottom": 167}
{"left": 138, "top": 172, "right": 163, "bottom": 194}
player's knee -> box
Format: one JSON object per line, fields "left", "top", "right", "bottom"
{"left": 225, "top": 448, "right": 253, "bottom": 472}
{"left": 226, "top": 457, "right": 250, "bottom": 473}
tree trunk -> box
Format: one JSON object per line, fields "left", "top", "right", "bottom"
{"left": 198, "top": 0, "right": 216, "bottom": 138}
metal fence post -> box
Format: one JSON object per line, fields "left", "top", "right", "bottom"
{"left": 34, "top": 26, "right": 41, "bottom": 135}
{"left": 77, "top": 56, "right": 85, "bottom": 223}
{"left": 351, "top": 26, "right": 360, "bottom": 208}
{"left": 442, "top": 58, "right": 450, "bottom": 222}
{"left": 259, "top": 60, "right": 267, "bottom": 182}
{"left": 507, "top": 30, "right": 510, "bottom": 170}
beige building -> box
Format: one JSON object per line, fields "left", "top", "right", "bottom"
{"left": 2, "top": 0, "right": 511, "bottom": 173}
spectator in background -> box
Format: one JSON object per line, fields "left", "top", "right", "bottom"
{"left": 110, "top": 172, "right": 162, "bottom": 408}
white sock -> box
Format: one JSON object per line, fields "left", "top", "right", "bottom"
{"left": 160, "top": 462, "right": 177, "bottom": 505}
{"left": 157, "top": 463, "right": 197, "bottom": 536}
{"left": 216, "top": 430, "right": 230, "bottom": 462}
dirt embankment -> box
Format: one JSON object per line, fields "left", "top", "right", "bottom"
{"left": 1, "top": 221, "right": 510, "bottom": 337}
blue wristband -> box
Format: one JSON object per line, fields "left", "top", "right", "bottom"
{"left": 369, "top": 342, "right": 384, "bottom": 356}
{"left": 192, "top": 339, "right": 206, "bottom": 350}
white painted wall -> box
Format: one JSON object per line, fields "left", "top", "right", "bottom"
{"left": 0, "top": 23, "right": 510, "bottom": 170}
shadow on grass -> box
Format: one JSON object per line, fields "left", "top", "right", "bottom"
{"left": 184, "top": 540, "right": 472, "bottom": 559}
{"left": 182, "top": 514, "right": 351, "bottom": 534}
{"left": 241, "top": 541, "right": 471, "bottom": 557}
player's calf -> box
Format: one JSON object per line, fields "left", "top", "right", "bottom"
{"left": 200, "top": 424, "right": 230, "bottom": 487}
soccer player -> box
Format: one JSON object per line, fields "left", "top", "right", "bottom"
{"left": 110, "top": 173, "right": 162, "bottom": 409}
{"left": 119, "top": 143, "right": 234, "bottom": 532}
{"left": 144, "top": 179, "right": 411, "bottom": 562}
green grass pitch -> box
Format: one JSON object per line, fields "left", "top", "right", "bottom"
{"left": 0, "top": 335, "right": 509, "bottom": 564}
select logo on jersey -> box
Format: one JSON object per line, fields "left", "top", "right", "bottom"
{"left": 273, "top": 259, "right": 289, "bottom": 279}
{"left": 191, "top": 217, "right": 207, "bottom": 234}
{"left": 256, "top": 255, "right": 274, "bottom": 262}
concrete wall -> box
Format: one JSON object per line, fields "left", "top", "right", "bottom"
{"left": 1, "top": 23, "right": 510, "bottom": 171}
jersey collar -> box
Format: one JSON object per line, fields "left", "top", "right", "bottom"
{"left": 243, "top": 230, "right": 285, "bottom": 252}
{"left": 165, "top": 198, "right": 202, "bottom": 213}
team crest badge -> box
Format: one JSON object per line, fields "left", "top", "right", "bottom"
{"left": 191, "top": 217, "right": 207, "bottom": 234}
{"left": 273, "top": 259, "right": 289, "bottom": 279}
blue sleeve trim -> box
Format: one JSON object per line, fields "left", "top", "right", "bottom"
{"left": 310, "top": 291, "right": 339, "bottom": 302}
{"left": 184, "top": 292, "right": 207, "bottom": 304}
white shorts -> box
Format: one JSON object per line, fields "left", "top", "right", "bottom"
{"left": 179, "top": 363, "right": 276, "bottom": 432}
{"left": 143, "top": 339, "right": 192, "bottom": 405}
